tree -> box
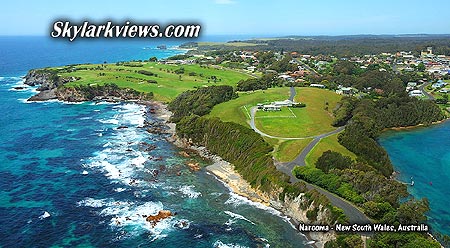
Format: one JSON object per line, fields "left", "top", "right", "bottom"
{"left": 396, "top": 198, "right": 429, "bottom": 224}
{"left": 149, "top": 56, "right": 158, "bottom": 62}
{"left": 417, "top": 62, "right": 426, "bottom": 72}
{"left": 316, "top": 150, "right": 353, "bottom": 173}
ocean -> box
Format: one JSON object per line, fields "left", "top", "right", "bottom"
{"left": 380, "top": 123, "right": 450, "bottom": 237}
{"left": 0, "top": 36, "right": 309, "bottom": 247}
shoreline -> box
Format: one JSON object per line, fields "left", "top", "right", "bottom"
{"left": 383, "top": 117, "right": 449, "bottom": 132}
{"left": 152, "top": 101, "right": 324, "bottom": 247}
{"left": 382, "top": 118, "right": 447, "bottom": 247}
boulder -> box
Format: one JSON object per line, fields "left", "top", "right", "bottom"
{"left": 145, "top": 210, "right": 174, "bottom": 227}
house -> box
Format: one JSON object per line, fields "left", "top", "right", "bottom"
{"left": 406, "top": 82, "right": 418, "bottom": 92}
{"left": 310, "top": 84, "right": 326, "bottom": 89}
{"left": 273, "top": 100, "right": 294, "bottom": 107}
{"left": 263, "top": 104, "right": 281, "bottom": 111}
{"left": 278, "top": 74, "right": 294, "bottom": 82}
{"left": 409, "top": 90, "right": 423, "bottom": 97}
{"left": 432, "top": 80, "right": 448, "bottom": 89}
{"left": 336, "top": 87, "right": 354, "bottom": 95}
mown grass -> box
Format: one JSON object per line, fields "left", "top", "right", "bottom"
{"left": 209, "top": 87, "right": 351, "bottom": 163}
{"left": 274, "top": 139, "right": 313, "bottom": 162}
{"left": 60, "top": 62, "right": 250, "bottom": 101}
{"left": 255, "top": 87, "right": 342, "bottom": 138}
{"left": 305, "top": 132, "right": 356, "bottom": 166}
{"left": 208, "top": 87, "right": 291, "bottom": 127}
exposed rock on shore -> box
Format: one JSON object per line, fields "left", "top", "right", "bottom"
{"left": 145, "top": 210, "right": 174, "bottom": 227}
{"left": 24, "top": 69, "right": 152, "bottom": 102}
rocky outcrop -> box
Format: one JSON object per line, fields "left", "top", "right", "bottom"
{"left": 53, "top": 85, "right": 152, "bottom": 102}
{"left": 145, "top": 210, "right": 174, "bottom": 227}
{"left": 24, "top": 69, "right": 152, "bottom": 102}
{"left": 24, "top": 69, "right": 77, "bottom": 91}
{"left": 171, "top": 135, "right": 337, "bottom": 247}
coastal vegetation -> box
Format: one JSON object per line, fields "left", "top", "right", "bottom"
{"left": 170, "top": 87, "right": 347, "bottom": 225}
{"left": 186, "top": 35, "right": 450, "bottom": 57}
{"left": 42, "top": 61, "right": 249, "bottom": 101}
{"left": 305, "top": 133, "right": 356, "bottom": 166}
{"left": 167, "top": 85, "right": 237, "bottom": 122}
{"left": 24, "top": 38, "right": 450, "bottom": 246}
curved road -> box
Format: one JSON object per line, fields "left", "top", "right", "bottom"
{"left": 249, "top": 87, "right": 372, "bottom": 226}
{"left": 419, "top": 81, "right": 435, "bottom": 100}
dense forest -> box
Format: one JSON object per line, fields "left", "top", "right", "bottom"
{"left": 186, "top": 35, "right": 450, "bottom": 57}
{"left": 168, "top": 85, "right": 237, "bottom": 122}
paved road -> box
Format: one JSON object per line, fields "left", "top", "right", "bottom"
{"left": 419, "top": 81, "right": 435, "bottom": 100}
{"left": 249, "top": 87, "right": 372, "bottom": 226}
{"left": 282, "top": 126, "right": 345, "bottom": 167}
{"left": 288, "top": 86, "right": 296, "bottom": 101}
{"left": 294, "top": 58, "right": 320, "bottom": 77}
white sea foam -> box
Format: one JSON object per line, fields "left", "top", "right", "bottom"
{"left": 63, "top": 101, "right": 84, "bottom": 105}
{"left": 78, "top": 198, "right": 107, "bottom": 208}
{"left": 213, "top": 240, "right": 249, "bottom": 248}
{"left": 131, "top": 153, "right": 146, "bottom": 168}
{"left": 39, "top": 211, "right": 51, "bottom": 220}
{"left": 225, "top": 192, "right": 294, "bottom": 228}
{"left": 99, "top": 118, "right": 119, "bottom": 125}
{"left": 209, "top": 171, "right": 295, "bottom": 229}
{"left": 224, "top": 211, "right": 255, "bottom": 225}
{"left": 178, "top": 185, "right": 202, "bottom": 199}
{"left": 90, "top": 101, "right": 119, "bottom": 105}
{"left": 78, "top": 103, "right": 178, "bottom": 241}
{"left": 114, "top": 188, "right": 127, "bottom": 192}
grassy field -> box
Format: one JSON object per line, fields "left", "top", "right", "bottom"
{"left": 305, "top": 132, "right": 356, "bottom": 166}
{"left": 255, "top": 87, "right": 342, "bottom": 138}
{"left": 209, "top": 87, "right": 352, "bottom": 163}
{"left": 274, "top": 139, "right": 313, "bottom": 162}
{"left": 208, "top": 87, "right": 291, "bottom": 127}
{"left": 57, "top": 62, "right": 250, "bottom": 101}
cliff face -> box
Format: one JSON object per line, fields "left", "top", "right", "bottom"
{"left": 172, "top": 135, "right": 336, "bottom": 247}
{"left": 24, "top": 69, "right": 76, "bottom": 91}
{"left": 24, "top": 69, "right": 152, "bottom": 102}
{"left": 260, "top": 184, "right": 336, "bottom": 247}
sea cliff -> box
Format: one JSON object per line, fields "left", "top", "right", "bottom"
{"left": 23, "top": 68, "right": 337, "bottom": 247}
{"left": 24, "top": 69, "right": 152, "bottom": 102}
{"left": 155, "top": 103, "right": 337, "bottom": 247}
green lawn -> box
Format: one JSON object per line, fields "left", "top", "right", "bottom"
{"left": 208, "top": 87, "right": 291, "bottom": 127}
{"left": 305, "top": 132, "right": 356, "bottom": 166}
{"left": 58, "top": 62, "right": 250, "bottom": 101}
{"left": 255, "top": 87, "right": 342, "bottom": 138}
{"left": 274, "top": 139, "right": 313, "bottom": 162}
{"left": 209, "top": 87, "right": 349, "bottom": 163}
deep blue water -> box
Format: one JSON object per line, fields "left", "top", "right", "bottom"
{"left": 0, "top": 37, "right": 309, "bottom": 247}
{"left": 380, "top": 123, "right": 450, "bottom": 237}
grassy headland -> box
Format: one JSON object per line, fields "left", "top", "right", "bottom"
{"left": 57, "top": 61, "right": 250, "bottom": 101}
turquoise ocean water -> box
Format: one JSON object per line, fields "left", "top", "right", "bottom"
{"left": 0, "top": 37, "right": 309, "bottom": 248}
{"left": 380, "top": 122, "right": 450, "bottom": 237}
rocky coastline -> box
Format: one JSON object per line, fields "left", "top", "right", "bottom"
{"left": 153, "top": 103, "right": 335, "bottom": 248}
{"left": 23, "top": 68, "right": 335, "bottom": 247}
{"left": 24, "top": 69, "right": 152, "bottom": 102}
